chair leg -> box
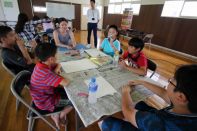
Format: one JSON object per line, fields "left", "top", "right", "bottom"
{"left": 16, "top": 99, "right": 20, "bottom": 112}
{"left": 28, "top": 116, "right": 33, "bottom": 131}
{"left": 30, "top": 118, "right": 35, "bottom": 131}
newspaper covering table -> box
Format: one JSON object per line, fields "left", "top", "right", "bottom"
{"left": 61, "top": 65, "right": 156, "bottom": 127}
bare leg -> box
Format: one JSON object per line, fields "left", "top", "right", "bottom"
{"left": 51, "top": 113, "right": 60, "bottom": 129}
{"left": 60, "top": 106, "right": 73, "bottom": 126}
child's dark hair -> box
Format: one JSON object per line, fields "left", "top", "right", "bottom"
{"left": 108, "top": 25, "right": 119, "bottom": 38}
{"left": 90, "top": 0, "right": 95, "bottom": 3}
{"left": 128, "top": 38, "right": 144, "bottom": 52}
{"left": 174, "top": 64, "right": 197, "bottom": 113}
{"left": 0, "top": 26, "right": 13, "bottom": 42}
{"left": 35, "top": 43, "right": 57, "bottom": 62}
{"left": 42, "top": 33, "right": 48, "bottom": 37}
{"left": 58, "top": 17, "right": 68, "bottom": 24}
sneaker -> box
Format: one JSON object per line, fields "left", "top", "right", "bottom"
{"left": 86, "top": 44, "right": 91, "bottom": 49}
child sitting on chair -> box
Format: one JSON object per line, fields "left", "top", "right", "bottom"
{"left": 119, "top": 38, "right": 147, "bottom": 76}
{"left": 30, "top": 43, "right": 72, "bottom": 129}
{"left": 100, "top": 25, "right": 121, "bottom": 57}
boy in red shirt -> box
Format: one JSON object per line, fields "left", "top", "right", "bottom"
{"left": 30, "top": 43, "right": 72, "bottom": 129}
{"left": 119, "top": 38, "right": 147, "bottom": 76}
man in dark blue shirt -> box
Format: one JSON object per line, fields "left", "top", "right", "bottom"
{"left": 0, "top": 26, "right": 35, "bottom": 74}
{"left": 102, "top": 64, "right": 197, "bottom": 131}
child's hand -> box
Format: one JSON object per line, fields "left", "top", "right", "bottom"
{"left": 119, "top": 60, "right": 127, "bottom": 68}
{"left": 54, "top": 64, "right": 62, "bottom": 75}
{"left": 30, "top": 40, "right": 37, "bottom": 49}
{"left": 66, "top": 45, "right": 73, "bottom": 49}
{"left": 128, "top": 80, "right": 144, "bottom": 86}
{"left": 122, "top": 85, "right": 134, "bottom": 94}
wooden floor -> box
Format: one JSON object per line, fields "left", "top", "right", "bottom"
{"left": 0, "top": 31, "right": 196, "bottom": 131}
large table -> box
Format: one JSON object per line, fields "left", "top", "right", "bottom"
{"left": 58, "top": 49, "right": 163, "bottom": 130}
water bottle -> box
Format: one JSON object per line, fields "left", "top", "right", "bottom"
{"left": 88, "top": 77, "right": 98, "bottom": 104}
{"left": 79, "top": 48, "right": 85, "bottom": 57}
{"left": 113, "top": 51, "right": 119, "bottom": 67}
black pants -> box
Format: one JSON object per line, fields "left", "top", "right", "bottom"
{"left": 87, "top": 23, "right": 98, "bottom": 47}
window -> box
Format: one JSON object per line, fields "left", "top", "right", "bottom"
{"left": 181, "top": 1, "right": 197, "bottom": 17}
{"left": 33, "top": 6, "right": 47, "bottom": 12}
{"left": 131, "top": 4, "right": 141, "bottom": 14}
{"left": 110, "top": 0, "right": 122, "bottom": 3}
{"left": 161, "top": 0, "right": 184, "bottom": 17}
{"left": 161, "top": 0, "right": 197, "bottom": 18}
{"left": 108, "top": 4, "right": 115, "bottom": 14}
{"left": 108, "top": 0, "right": 141, "bottom": 15}
{"left": 114, "top": 4, "right": 122, "bottom": 13}
{"left": 97, "top": 6, "right": 103, "bottom": 19}
{"left": 83, "top": 7, "right": 89, "bottom": 15}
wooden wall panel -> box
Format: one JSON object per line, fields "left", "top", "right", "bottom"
{"left": 103, "top": 5, "right": 197, "bottom": 56}
{"left": 17, "top": 0, "right": 33, "bottom": 19}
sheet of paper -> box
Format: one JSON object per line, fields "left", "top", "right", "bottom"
{"left": 84, "top": 76, "right": 117, "bottom": 98}
{"left": 85, "top": 49, "right": 108, "bottom": 57}
{"left": 60, "top": 58, "right": 98, "bottom": 73}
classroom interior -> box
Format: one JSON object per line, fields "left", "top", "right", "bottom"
{"left": 0, "top": 0, "right": 197, "bottom": 131}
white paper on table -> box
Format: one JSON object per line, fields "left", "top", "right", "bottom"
{"left": 85, "top": 49, "right": 108, "bottom": 57}
{"left": 60, "top": 58, "right": 98, "bottom": 73}
{"left": 84, "top": 76, "right": 117, "bottom": 98}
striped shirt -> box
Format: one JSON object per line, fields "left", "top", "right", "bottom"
{"left": 30, "top": 62, "right": 63, "bottom": 112}
{"left": 24, "top": 19, "right": 51, "bottom": 34}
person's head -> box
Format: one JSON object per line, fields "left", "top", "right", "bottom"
{"left": 167, "top": 64, "right": 197, "bottom": 114}
{"left": 15, "top": 13, "right": 28, "bottom": 33}
{"left": 90, "top": 0, "right": 95, "bottom": 9}
{"left": 107, "top": 25, "right": 119, "bottom": 39}
{"left": 128, "top": 38, "right": 144, "bottom": 54}
{"left": 32, "top": 15, "right": 40, "bottom": 21}
{"left": 58, "top": 17, "right": 68, "bottom": 31}
{"left": 35, "top": 43, "right": 57, "bottom": 65}
{"left": 42, "top": 34, "right": 49, "bottom": 43}
{"left": 0, "top": 26, "right": 16, "bottom": 46}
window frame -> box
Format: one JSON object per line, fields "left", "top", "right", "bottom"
{"left": 161, "top": 0, "right": 197, "bottom": 19}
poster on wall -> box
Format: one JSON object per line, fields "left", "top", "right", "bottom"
{"left": 121, "top": 8, "right": 133, "bottom": 30}
{"left": 4, "top": 0, "right": 13, "bottom": 8}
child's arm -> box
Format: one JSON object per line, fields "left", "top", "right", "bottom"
{"left": 68, "top": 31, "right": 76, "bottom": 47}
{"left": 122, "top": 85, "right": 138, "bottom": 128}
{"left": 54, "top": 63, "right": 61, "bottom": 75}
{"left": 119, "top": 61, "right": 147, "bottom": 76}
{"left": 109, "top": 38, "right": 119, "bottom": 52}
{"left": 16, "top": 36, "right": 33, "bottom": 65}
{"left": 59, "top": 78, "right": 70, "bottom": 87}
{"left": 129, "top": 80, "right": 170, "bottom": 104}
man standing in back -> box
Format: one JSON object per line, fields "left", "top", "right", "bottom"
{"left": 86, "top": 0, "right": 100, "bottom": 48}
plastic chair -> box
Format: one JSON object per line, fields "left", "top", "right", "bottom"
{"left": 10, "top": 70, "right": 66, "bottom": 131}
{"left": 147, "top": 59, "right": 157, "bottom": 78}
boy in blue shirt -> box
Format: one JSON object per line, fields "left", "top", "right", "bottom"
{"left": 102, "top": 64, "right": 197, "bottom": 131}
{"left": 100, "top": 25, "right": 120, "bottom": 57}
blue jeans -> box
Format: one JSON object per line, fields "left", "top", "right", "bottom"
{"left": 58, "top": 44, "right": 86, "bottom": 52}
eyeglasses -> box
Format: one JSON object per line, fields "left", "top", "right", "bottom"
{"left": 168, "top": 78, "right": 176, "bottom": 88}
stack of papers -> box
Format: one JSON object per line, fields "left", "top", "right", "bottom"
{"left": 85, "top": 49, "right": 108, "bottom": 57}
{"left": 60, "top": 59, "right": 98, "bottom": 73}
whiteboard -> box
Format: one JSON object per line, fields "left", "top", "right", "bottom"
{"left": 0, "top": 0, "right": 19, "bottom": 21}
{"left": 0, "top": 1, "right": 6, "bottom": 21}
{"left": 46, "top": 2, "right": 75, "bottom": 20}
